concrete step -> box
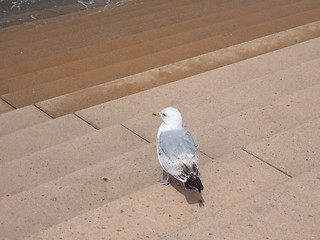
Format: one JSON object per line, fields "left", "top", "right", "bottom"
{"left": 35, "top": 23, "right": 320, "bottom": 118}
{"left": 0, "top": 143, "right": 157, "bottom": 200}
{"left": 0, "top": 0, "right": 218, "bottom": 45}
{"left": 0, "top": 0, "right": 296, "bottom": 93}
{"left": 3, "top": 8, "right": 320, "bottom": 109}
{"left": 1, "top": 0, "right": 253, "bottom": 67}
{"left": 0, "top": 0, "right": 156, "bottom": 42}
{"left": 0, "top": 0, "right": 317, "bottom": 238}
{"left": 3, "top": 58, "right": 320, "bottom": 239}
{"left": 0, "top": 105, "right": 52, "bottom": 136}
{"left": 74, "top": 36, "right": 320, "bottom": 129}
{"left": 167, "top": 163, "right": 320, "bottom": 239}
{"left": 5, "top": 57, "right": 316, "bottom": 198}
{"left": 0, "top": 145, "right": 211, "bottom": 239}
{"left": 244, "top": 119, "right": 320, "bottom": 177}
{"left": 0, "top": 46, "right": 318, "bottom": 203}
{"left": 0, "top": 0, "right": 262, "bottom": 81}
{"left": 0, "top": 125, "right": 148, "bottom": 239}
{"left": 0, "top": 41, "right": 319, "bottom": 223}
{"left": 0, "top": 0, "right": 189, "bottom": 43}
{"left": 193, "top": 84, "right": 320, "bottom": 159}
{"left": 0, "top": 99, "right": 14, "bottom": 114}
{"left": 121, "top": 81, "right": 320, "bottom": 159}
{"left": 122, "top": 58, "right": 320, "bottom": 143}
{"left": 26, "top": 149, "right": 289, "bottom": 239}
{"left": 0, "top": 114, "right": 95, "bottom": 163}
{"left": 0, "top": 123, "right": 147, "bottom": 199}
{"left": 25, "top": 88, "right": 320, "bottom": 239}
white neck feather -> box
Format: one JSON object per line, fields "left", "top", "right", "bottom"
{"left": 157, "top": 121, "right": 182, "bottom": 139}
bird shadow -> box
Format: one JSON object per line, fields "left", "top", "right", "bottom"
{"left": 160, "top": 172, "right": 205, "bottom": 207}
{"left": 172, "top": 184, "right": 205, "bottom": 207}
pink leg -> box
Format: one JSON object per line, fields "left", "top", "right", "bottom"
{"left": 171, "top": 178, "right": 183, "bottom": 186}
{"left": 156, "top": 173, "right": 170, "bottom": 185}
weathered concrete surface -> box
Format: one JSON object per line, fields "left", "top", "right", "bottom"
{"left": 193, "top": 84, "right": 320, "bottom": 159}
{"left": 244, "top": 118, "right": 320, "bottom": 177}
{"left": 1, "top": 144, "right": 188, "bottom": 239}
{"left": 0, "top": 0, "right": 311, "bottom": 95}
{"left": 0, "top": 0, "right": 319, "bottom": 239}
{"left": 35, "top": 22, "right": 320, "bottom": 117}
{"left": 0, "top": 0, "right": 289, "bottom": 93}
{"left": 0, "top": 124, "right": 148, "bottom": 200}
{"left": 168, "top": 166, "right": 320, "bottom": 240}
{"left": 0, "top": 105, "right": 51, "bottom": 136}
{"left": 3, "top": 7, "right": 320, "bottom": 108}
{"left": 1, "top": 0, "right": 256, "bottom": 67}
{"left": 0, "top": 114, "right": 95, "bottom": 163}
{"left": 122, "top": 58, "right": 320, "bottom": 143}
{"left": 0, "top": 99, "right": 14, "bottom": 114}
{"left": 0, "top": 0, "right": 253, "bottom": 80}
{"left": 75, "top": 37, "right": 320, "bottom": 128}
{"left": 26, "top": 150, "right": 289, "bottom": 240}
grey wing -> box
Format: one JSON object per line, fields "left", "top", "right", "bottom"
{"left": 158, "top": 129, "right": 199, "bottom": 179}
{"left": 159, "top": 129, "right": 198, "bottom": 159}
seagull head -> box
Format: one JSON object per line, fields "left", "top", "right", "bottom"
{"left": 153, "top": 107, "right": 183, "bottom": 129}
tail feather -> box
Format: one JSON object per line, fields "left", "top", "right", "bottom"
{"left": 185, "top": 175, "right": 204, "bottom": 192}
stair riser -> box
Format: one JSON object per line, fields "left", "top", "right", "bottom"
{"left": 3, "top": 8, "right": 320, "bottom": 109}
{"left": 0, "top": 0, "right": 307, "bottom": 94}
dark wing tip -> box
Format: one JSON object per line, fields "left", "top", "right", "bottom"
{"left": 185, "top": 175, "right": 204, "bottom": 192}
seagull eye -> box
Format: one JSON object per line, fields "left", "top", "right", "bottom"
{"left": 162, "top": 113, "right": 166, "bottom": 117}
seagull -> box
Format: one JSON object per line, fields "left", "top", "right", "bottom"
{"left": 153, "top": 107, "right": 204, "bottom": 192}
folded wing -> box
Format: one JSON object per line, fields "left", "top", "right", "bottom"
{"left": 158, "top": 128, "right": 203, "bottom": 192}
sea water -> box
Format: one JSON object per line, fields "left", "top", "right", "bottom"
{"left": 0, "top": 0, "right": 133, "bottom": 26}
{"left": 1, "top": 0, "right": 79, "bottom": 18}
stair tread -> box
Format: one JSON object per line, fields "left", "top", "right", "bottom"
{"left": 0, "top": 0, "right": 298, "bottom": 84}
{"left": 0, "top": 145, "right": 211, "bottom": 239}
{"left": 0, "top": 123, "right": 148, "bottom": 199}
{"left": 3, "top": 8, "right": 320, "bottom": 109}
{"left": 26, "top": 149, "right": 289, "bottom": 239}
{"left": 0, "top": 99, "right": 14, "bottom": 114}
{"left": 1, "top": 56, "right": 319, "bottom": 200}
{"left": 74, "top": 36, "right": 320, "bottom": 129}
{"left": 0, "top": 0, "right": 184, "bottom": 41}
{"left": 0, "top": 114, "right": 95, "bottom": 163}
{"left": 0, "top": 0, "right": 318, "bottom": 238}
{"left": 167, "top": 164, "right": 320, "bottom": 239}
{"left": 0, "top": 51, "right": 318, "bottom": 201}
{"left": 122, "top": 58, "right": 320, "bottom": 143}
{"left": 0, "top": 0, "right": 209, "bottom": 44}
{"left": 194, "top": 84, "right": 320, "bottom": 158}
{"left": 0, "top": 105, "right": 52, "bottom": 136}
{"left": 2, "top": 69, "right": 320, "bottom": 239}
{"left": 1, "top": 0, "right": 254, "bottom": 67}
{"left": 0, "top": 124, "right": 148, "bottom": 239}
{"left": 36, "top": 23, "right": 320, "bottom": 117}
{"left": 244, "top": 118, "right": 320, "bottom": 177}
{"left": 26, "top": 102, "right": 320, "bottom": 239}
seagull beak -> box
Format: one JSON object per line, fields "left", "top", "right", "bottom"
{"left": 153, "top": 112, "right": 160, "bottom": 117}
